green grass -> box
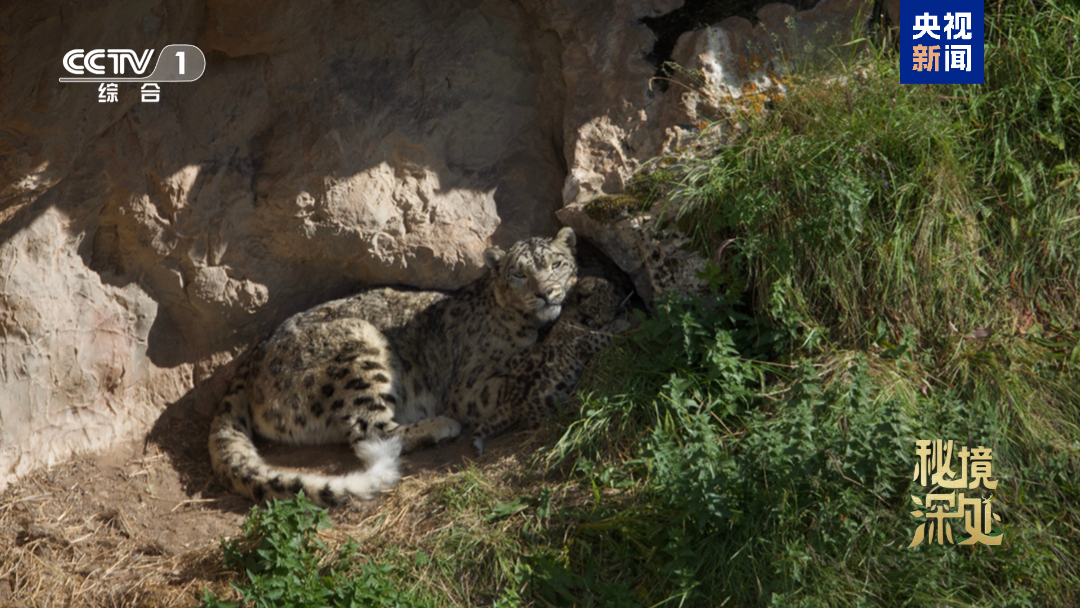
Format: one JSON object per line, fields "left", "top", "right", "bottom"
{"left": 664, "top": 4, "right": 1080, "bottom": 349}
{"left": 199, "top": 492, "right": 434, "bottom": 608}
{"left": 551, "top": 2, "right": 1079, "bottom": 604}
{"left": 202, "top": 2, "right": 1079, "bottom": 606}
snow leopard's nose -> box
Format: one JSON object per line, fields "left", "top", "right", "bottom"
{"left": 537, "top": 287, "right": 557, "bottom": 303}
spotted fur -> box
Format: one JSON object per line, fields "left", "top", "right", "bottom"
{"left": 209, "top": 228, "right": 578, "bottom": 506}
{"left": 452, "top": 275, "right": 631, "bottom": 455}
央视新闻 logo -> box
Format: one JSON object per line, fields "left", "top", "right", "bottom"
{"left": 900, "top": 1, "right": 984, "bottom": 84}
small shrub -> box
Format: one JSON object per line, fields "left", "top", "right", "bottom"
{"left": 200, "top": 492, "right": 429, "bottom": 608}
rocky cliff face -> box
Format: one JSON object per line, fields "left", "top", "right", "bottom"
{"left": 0, "top": 0, "right": 874, "bottom": 489}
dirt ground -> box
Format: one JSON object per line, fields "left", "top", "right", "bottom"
{"left": 0, "top": 243, "right": 635, "bottom": 608}
{"left": 0, "top": 409, "right": 537, "bottom": 608}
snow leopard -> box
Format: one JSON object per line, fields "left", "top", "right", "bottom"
{"left": 209, "top": 228, "right": 579, "bottom": 506}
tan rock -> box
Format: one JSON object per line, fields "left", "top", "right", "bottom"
{"left": 520, "top": 0, "right": 684, "bottom": 206}
{"left": 0, "top": 0, "right": 878, "bottom": 490}
{"left": 558, "top": 201, "right": 708, "bottom": 306}
{"left": 558, "top": 0, "right": 875, "bottom": 306}
{"left": 1, "top": 0, "right": 569, "bottom": 489}
{"left": 0, "top": 207, "right": 188, "bottom": 485}
{"left": 663, "top": 0, "right": 872, "bottom": 129}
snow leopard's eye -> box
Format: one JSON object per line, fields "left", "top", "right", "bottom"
{"left": 551, "top": 260, "right": 564, "bottom": 269}
{"left": 512, "top": 270, "right": 526, "bottom": 280}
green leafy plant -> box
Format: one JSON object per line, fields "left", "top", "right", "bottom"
{"left": 548, "top": 4, "right": 1080, "bottom": 604}
{"left": 200, "top": 492, "right": 430, "bottom": 608}
{"left": 200, "top": 4, "right": 1079, "bottom": 606}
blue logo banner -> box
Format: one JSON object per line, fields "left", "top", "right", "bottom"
{"left": 900, "top": 1, "right": 984, "bottom": 84}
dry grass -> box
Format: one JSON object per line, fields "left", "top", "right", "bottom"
{"left": 0, "top": 419, "right": 555, "bottom": 608}
{"left": 0, "top": 447, "right": 238, "bottom": 608}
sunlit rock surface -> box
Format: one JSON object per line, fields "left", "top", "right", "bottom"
{"left": 0, "top": 0, "right": 873, "bottom": 489}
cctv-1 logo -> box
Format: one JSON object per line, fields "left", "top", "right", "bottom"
{"left": 59, "top": 44, "right": 205, "bottom": 83}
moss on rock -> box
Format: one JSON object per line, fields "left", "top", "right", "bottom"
{"left": 583, "top": 193, "right": 644, "bottom": 223}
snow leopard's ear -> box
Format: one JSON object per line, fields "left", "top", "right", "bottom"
{"left": 554, "top": 226, "right": 576, "bottom": 253}
{"left": 483, "top": 247, "right": 506, "bottom": 270}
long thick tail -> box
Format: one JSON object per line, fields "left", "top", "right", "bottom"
{"left": 208, "top": 409, "right": 401, "bottom": 507}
